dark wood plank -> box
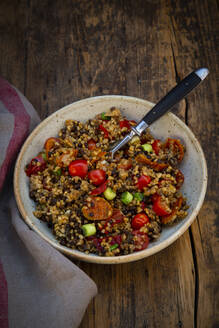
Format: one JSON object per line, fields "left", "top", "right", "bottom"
{"left": 0, "top": 0, "right": 28, "bottom": 92}
{"left": 168, "top": 0, "right": 219, "bottom": 327}
{"left": 72, "top": 1, "right": 195, "bottom": 327}
{"left": 79, "top": 235, "right": 195, "bottom": 328}
{"left": 0, "top": 0, "right": 218, "bottom": 327}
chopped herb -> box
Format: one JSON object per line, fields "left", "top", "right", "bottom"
{"left": 101, "top": 112, "right": 111, "bottom": 120}
{"left": 133, "top": 192, "right": 144, "bottom": 201}
{"left": 110, "top": 243, "right": 119, "bottom": 251}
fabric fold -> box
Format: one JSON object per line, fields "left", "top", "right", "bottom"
{"left": 0, "top": 77, "right": 97, "bottom": 328}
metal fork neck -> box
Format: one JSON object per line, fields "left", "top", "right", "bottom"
{"left": 131, "top": 120, "right": 148, "bottom": 136}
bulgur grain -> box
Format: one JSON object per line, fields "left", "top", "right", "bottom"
{"left": 25, "top": 108, "right": 188, "bottom": 256}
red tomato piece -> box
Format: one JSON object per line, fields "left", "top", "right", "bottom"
{"left": 90, "top": 237, "right": 103, "bottom": 251}
{"left": 152, "top": 139, "right": 161, "bottom": 155}
{"left": 132, "top": 230, "right": 149, "bottom": 251}
{"left": 44, "top": 137, "right": 60, "bottom": 157}
{"left": 88, "top": 139, "right": 96, "bottom": 150}
{"left": 141, "top": 201, "right": 146, "bottom": 210}
{"left": 43, "top": 177, "right": 52, "bottom": 191}
{"left": 99, "top": 125, "right": 109, "bottom": 138}
{"left": 25, "top": 155, "right": 46, "bottom": 177}
{"left": 88, "top": 169, "right": 106, "bottom": 186}
{"left": 113, "top": 235, "right": 122, "bottom": 245}
{"left": 90, "top": 180, "right": 108, "bottom": 195}
{"left": 162, "top": 197, "right": 183, "bottom": 224}
{"left": 135, "top": 153, "right": 168, "bottom": 171}
{"left": 164, "top": 138, "right": 185, "bottom": 162}
{"left": 152, "top": 195, "right": 171, "bottom": 216}
{"left": 68, "top": 159, "right": 88, "bottom": 178}
{"left": 111, "top": 209, "right": 125, "bottom": 225}
{"left": 118, "top": 158, "right": 132, "bottom": 170}
{"left": 56, "top": 149, "right": 78, "bottom": 167}
{"left": 137, "top": 175, "right": 151, "bottom": 190}
{"left": 119, "top": 120, "right": 131, "bottom": 129}
{"left": 131, "top": 213, "right": 150, "bottom": 229}
{"left": 100, "top": 209, "right": 124, "bottom": 234}
{"left": 175, "top": 170, "right": 184, "bottom": 189}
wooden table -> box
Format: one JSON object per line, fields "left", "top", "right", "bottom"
{"left": 0, "top": 1, "right": 218, "bottom": 327}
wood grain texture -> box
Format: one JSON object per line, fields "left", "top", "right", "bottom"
{"left": 167, "top": 1, "right": 219, "bottom": 327}
{"left": 0, "top": 0, "right": 218, "bottom": 327}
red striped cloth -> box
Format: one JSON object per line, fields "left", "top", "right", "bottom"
{"left": 0, "top": 261, "right": 8, "bottom": 328}
{"left": 0, "top": 77, "right": 97, "bottom": 328}
{"left": 0, "top": 77, "right": 35, "bottom": 328}
{"left": 0, "top": 77, "right": 39, "bottom": 190}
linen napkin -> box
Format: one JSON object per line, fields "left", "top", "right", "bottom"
{"left": 0, "top": 77, "right": 97, "bottom": 328}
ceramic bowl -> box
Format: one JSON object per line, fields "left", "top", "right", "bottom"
{"left": 14, "top": 96, "right": 207, "bottom": 264}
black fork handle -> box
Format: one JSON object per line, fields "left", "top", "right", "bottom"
{"left": 142, "top": 68, "right": 208, "bottom": 126}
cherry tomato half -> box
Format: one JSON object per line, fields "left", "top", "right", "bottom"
{"left": 25, "top": 155, "right": 46, "bottom": 177}
{"left": 132, "top": 213, "right": 150, "bottom": 229}
{"left": 88, "top": 169, "right": 106, "bottom": 186}
{"left": 68, "top": 159, "right": 88, "bottom": 178}
{"left": 132, "top": 230, "right": 149, "bottom": 251}
{"left": 152, "top": 139, "right": 161, "bottom": 155}
{"left": 90, "top": 180, "right": 108, "bottom": 195}
{"left": 152, "top": 194, "right": 171, "bottom": 216}
{"left": 88, "top": 139, "right": 96, "bottom": 150}
{"left": 137, "top": 175, "right": 151, "bottom": 190}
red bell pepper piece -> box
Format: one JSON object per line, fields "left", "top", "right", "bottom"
{"left": 164, "top": 138, "right": 185, "bottom": 163}
{"left": 90, "top": 180, "right": 108, "bottom": 195}
{"left": 99, "top": 125, "right": 109, "bottom": 138}
{"left": 152, "top": 139, "right": 161, "bottom": 155}
{"left": 119, "top": 120, "right": 131, "bottom": 129}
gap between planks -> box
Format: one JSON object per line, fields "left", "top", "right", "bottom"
{"left": 169, "top": 13, "right": 199, "bottom": 328}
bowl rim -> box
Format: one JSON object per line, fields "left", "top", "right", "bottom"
{"left": 14, "top": 95, "right": 208, "bottom": 264}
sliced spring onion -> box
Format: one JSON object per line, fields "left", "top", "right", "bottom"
{"left": 54, "top": 167, "right": 62, "bottom": 176}
{"left": 104, "top": 187, "right": 116, "bottom": 200}
{"left": 82, "top": 223, "right": 96, "bottom": 237}
{"left": 133, "top": 192, "right": 144, "bottom": 201}
{"left": 41, "top": 152, "right": 47, "bottom": 161}
{"left": 142, "top": 143, "right": 153, "bottom": 152}
{"left": 121, "top": 191, "right": 133, "bottom": 205}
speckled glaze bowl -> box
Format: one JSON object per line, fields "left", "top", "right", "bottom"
{"left": 14, "top": 96, "right": 208, "bottom": 264}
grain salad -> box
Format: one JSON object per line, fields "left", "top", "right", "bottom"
{"left": 25, "top": 107, "right": 188, "bottom": 256}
